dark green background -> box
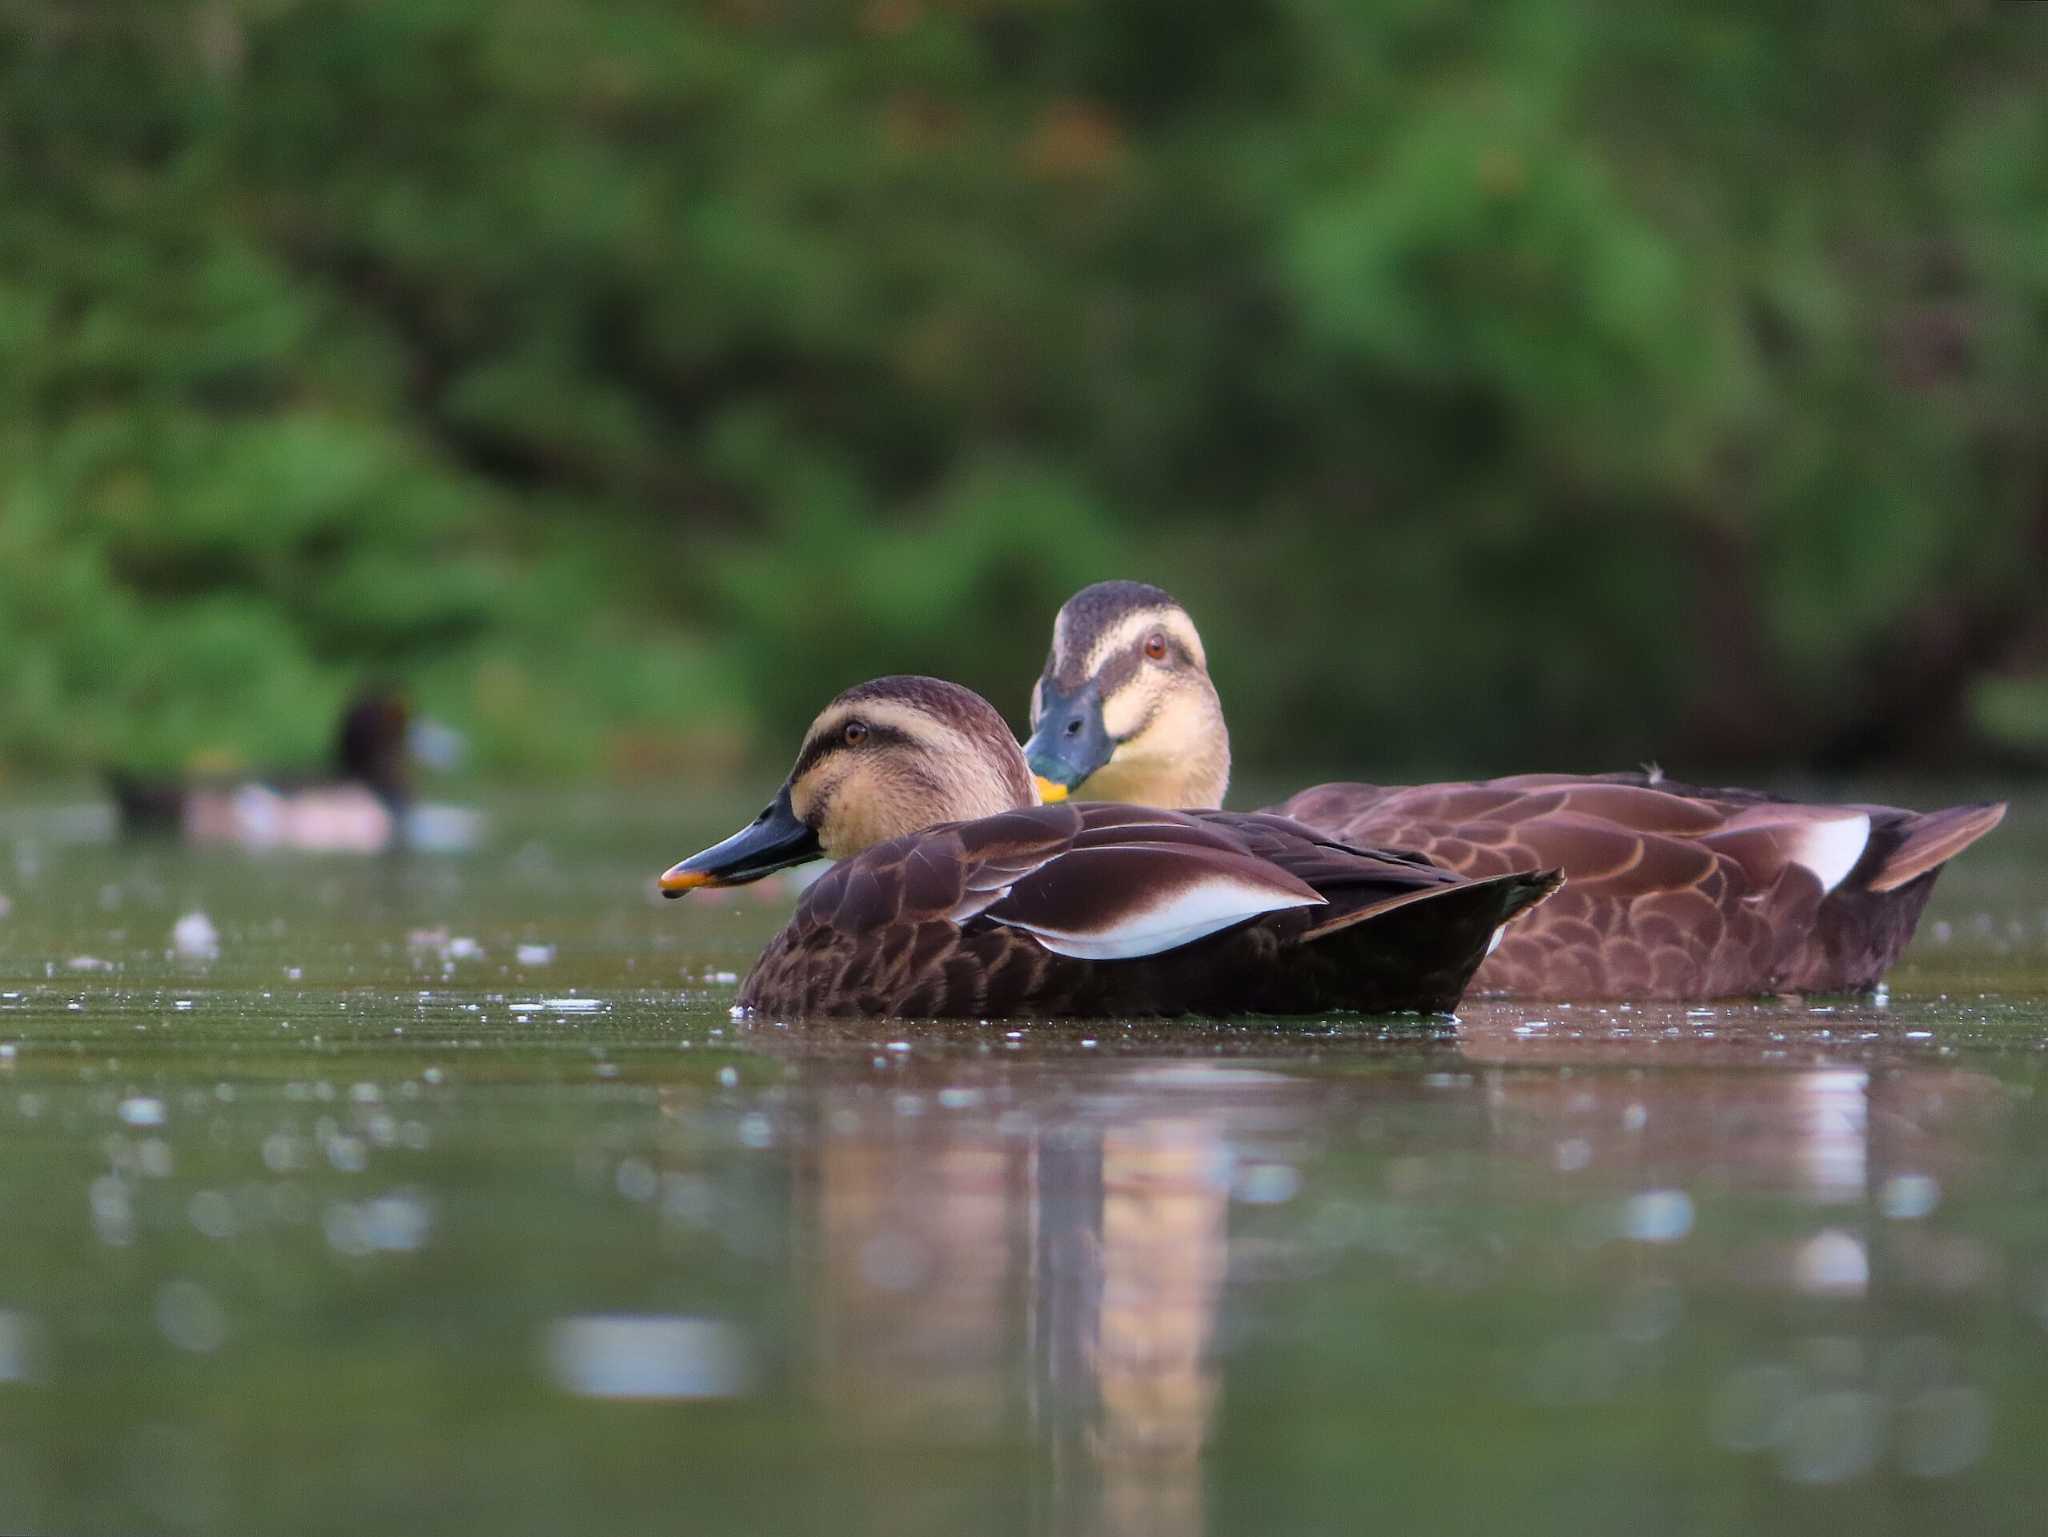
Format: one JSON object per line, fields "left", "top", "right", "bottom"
{"left": 5, "top": 0, "right": 2046, "bottom": 783}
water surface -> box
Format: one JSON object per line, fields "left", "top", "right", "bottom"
{"left": 0, "top": 788, "right": 2042, "bottom": 1536}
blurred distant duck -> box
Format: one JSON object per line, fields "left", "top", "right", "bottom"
{"left": 1021, "top": 582, "right": 2007, "bottom": 1001}
{"left": 110, "top": 691, "right": 419, "bottom": 853}
{"left": 658, "top": 676, "right": 1560, "bottom": 1019}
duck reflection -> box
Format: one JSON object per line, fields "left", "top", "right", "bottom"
{"left": 773, "top": 1051, "right": 1300, "bottom": 1537}
{"left": 726, "top": 1004, "right": 2014, "bottom": 1529}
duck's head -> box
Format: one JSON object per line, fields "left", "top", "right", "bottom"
{"left": 1021, "top": 581, "right": 1229, "bottom": 810}
{"left": 660, "top": 676, "right": 1039, "bottom": 893}
{"left": 336, "top": 688, "right": 413, "bottom": 799}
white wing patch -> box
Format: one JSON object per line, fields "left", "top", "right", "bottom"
{"left": 1791, "top": 813, "right": 1871, "bottom": 895}
{"left": 1004, "top": 875, "right": 1322, "bottom": 961}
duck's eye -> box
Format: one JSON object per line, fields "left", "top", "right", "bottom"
{"left": 842, "top": 721, "right": 868, "bottom": 747}
{"left": 1143, "top": 632, "right": 1169, "bottom": 662}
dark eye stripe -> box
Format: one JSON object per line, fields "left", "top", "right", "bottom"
{"left": 792, "top": 722, "right": 914, "bottom": 781}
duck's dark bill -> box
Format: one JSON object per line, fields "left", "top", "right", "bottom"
{"left": 660, "top": 789, "right": 821, "bottom": 895}
{"left": 1022, "top": 680, "right": 1113, "bottom": 791}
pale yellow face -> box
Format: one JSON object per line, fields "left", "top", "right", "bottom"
{"left": 789, "top": 698, "right": 1039, "bottom": 860}
{"left": 1029, "top": 602, "right": 1231, "bottom": 811}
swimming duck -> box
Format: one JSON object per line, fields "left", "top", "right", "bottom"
{"left": 1021, "top": 582, "right": 2007, "bottom": 1000}
{"left": 109, "top": 690, "right": 418, "bottom": 852}
{"left": 659, "top": 676, "right": 1560, "bottom": 1018}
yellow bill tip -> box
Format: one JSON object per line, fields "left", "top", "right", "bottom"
{"left": 659, "top": 865, "right": 718, "bottom": 896}
{"left": 1034, "top": 776, "right": 1070, "bottom": 804}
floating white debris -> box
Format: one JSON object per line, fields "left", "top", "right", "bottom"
{"left": 1621, "top": 1189, "right": 1694, "bottom": 1243}
{"left": 1794, "top": 1229, "right": 1870, "bottom": 1296}
{"left": 0, "top": 1310, "right": 39, "bottom": 1383}
{"left": 717, "top": 1066, "right": 739, "bottom": 1089}
{"left": 516, "top": 943, "right": 557, "bottom": 967}
{"left": 1880, "top": 1173, "right": 1941, "bottom": 1221}
{"left": 66, "top": 956, "right": 116, "bottom": 973}
{"left": 171, "top": 912, "right": 220, "bottom": 961}
{"left": 117, "top": 1096, "right": 166, "bottom": 1128}
{"left": 543, "top": 1315, "right": 755, "bottom": 1400}
{"left": 156, "top": 1280, "right": 227, "bottom": 1353}
{"left": 516, "top": 998, "right": 604, "bottom": 1014}
{"left": 615, "top": 1158, "right": 657, "bottom": 1201}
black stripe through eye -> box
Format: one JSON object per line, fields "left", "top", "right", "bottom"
{"left": 791, "top": 722, "right": 914, "bottom": 781}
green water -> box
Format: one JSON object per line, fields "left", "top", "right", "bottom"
{"left": 0, "top": 788, "right": 2042, "bottom": 1536}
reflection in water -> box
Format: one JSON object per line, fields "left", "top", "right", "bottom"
{"left": 751, "top": 1001, "right": 2021, "bottom": 1529}
{"left": 792, "top": 1060, "right": 1280, "bottom": 1537}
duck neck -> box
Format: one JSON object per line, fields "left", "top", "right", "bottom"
{"left": 1083, "top": 685, "right": 1231, "bottom": 810}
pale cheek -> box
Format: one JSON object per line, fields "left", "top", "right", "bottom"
{"left": 1100, "top": 680, "right": 1159, "bottom": 742}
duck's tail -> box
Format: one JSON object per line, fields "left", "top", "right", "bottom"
{"left": 1866, "top": 801, "right": 2007, "bottom": 894}
{"left": 1298, "top": 867, "right": 1562, "bottom": 944}
{"left": 1294, "top": 868, "right": 1564, "bottom": 1014}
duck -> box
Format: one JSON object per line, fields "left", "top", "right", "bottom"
{"left": 109, "top": 689, "right": 420, "bottom": 852}
{"left": 658, "top": 676, "right": 1561, "bottom": 1019}
{"left": 1020, "top": 581, "right": 2008, "bottom": 1001}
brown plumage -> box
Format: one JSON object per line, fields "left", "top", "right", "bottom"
{"left": 1023, "top": 584, "right": 2007, "bottom": 1001}
{"left": 661, "top": 677, "right": 1559, "bottom": 1019}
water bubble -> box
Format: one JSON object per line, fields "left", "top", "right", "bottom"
{"left": 324, "top": 1136, "right": 367, "bottom": 1174}
{"left": 1898, "top": 1386, "right": 1991, "bottom": 1478}
{"left": 1711, "top": 1364, "right": 1804, "bottom": 1452}
{"left": 1620, "top": 1189, "right": 1693, "bottom": 1243}
{"left": 1880, "top": 1173, "right": 1941, "bottom": 1221}
{"left": 89, "top": 1175, "right": 133, "bottom": 1247}
{"left": 515, "top": 943, "right": 557, "bottom": 967}
{"left": 117, "top": 1096, "right": 166, "bottom": 1128}
{"left": 261, "top": 1133, "right": 304, "bottom": 1173}
{"left": 737, "top": 1114, "right": 774, "bottom": 1149}
{"left": 1794, "top": 1230, "right": 1869, "bottom": 1297}
{"left": 1778, "top": 1390, "right": 1882, "bottom": 1484}
{"left": 156, "top": 1281, "right": 228, "bottom": 1353}
{"left": 137, "top": 1138, "right": 173, "bottom": 1178}
{"left": 323, "top": 1203, "right": 372, "bottom": 1257}
{"left": 543, "top": 1315, "right": 755, "bottom": 1400}
{"left": 661, "top": 1174, "right": 715, "bottom": 1225}
{"left": 189, "top": 1191, "right": 237, "bottom": 1240}
{"left": 0, "top": 1310, "right": 41, "bottom": 1383}
{"left": 359, "top": 1191, "right": 433, "bottom": 1252}
{"left": 171, "top": 912, "right": 220, "bottom": 962}
{"left": 717, "top": 1066, "right": 739, "bottom": 1089}
{"left": 615, "top": 1158, "right": 657, "bottom": 1202}
{"left": 937, "top": 1088, "right": 983, "bottom": 1110}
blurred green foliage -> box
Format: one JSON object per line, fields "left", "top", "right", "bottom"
{"left": 2, "top": 0, "right": 2045, "bottom": 781}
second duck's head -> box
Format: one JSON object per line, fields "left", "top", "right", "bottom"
{"left": 1021, "top": 581, "right": 1229, "bottom": 810}
{"left": 660, "top": 676, "right": 1039, "bottom": 893}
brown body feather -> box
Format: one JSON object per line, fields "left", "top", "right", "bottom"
{"left": 1270, "top": 772, "right": 2005, "bottom": 1000}
{"left": 737, "top": 802, "right": 1560, "bottom": 1018}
